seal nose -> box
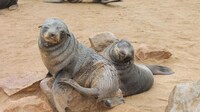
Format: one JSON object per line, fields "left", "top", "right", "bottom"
{"left": 49, "top": 33, "right": 56, "bottom": 37}
{"left": 119, "top": 50, "right": 126, "bottom": 58}
{"left": 119, "top": 50, "right": 133, "bottom": 61}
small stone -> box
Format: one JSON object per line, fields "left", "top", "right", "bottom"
{"left": 89, "top": 32, "right": 118, "bottom": 52}
{"left": 165, "top": 80, "right": 200, "bottom": 112}
{"left": 135, "top": 44, "right": 172, "bottom": 61}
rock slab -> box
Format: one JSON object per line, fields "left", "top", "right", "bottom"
{"left": 1, "top": 96, "right": 52, "bottom": 112}
{"left": 136, "top": 44, "right": 172, "bottom": 61}
{"left": 0, "top": 72, "right": 45, "bottom": 96}
{"left": 166, "top": 80, "right": 200, "bottom": 112}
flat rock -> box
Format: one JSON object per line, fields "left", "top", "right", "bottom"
{"left": 89, "top": 32, "right": 118, "bottom": 52}
{"left": 135, "top": 44, "right": 172, "bottom": 61}
{"left": 41, "top": 77, "right": 109, "bottom": 112}
{"left": 0, "top": 71, "right": 45, "bottom": 96}
{"left": 165, "top": 80, "right": 200, "bottom": 112}
{"left": 0, "top": 96, "right": 52, "bottom": 112}
{"left": 59, "top": 88, "right": 108, "bottom": 112}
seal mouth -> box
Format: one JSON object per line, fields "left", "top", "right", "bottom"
{"left": 43, "top": 32, "right": 60, "bottom": 44}
{"left": 117, "top": 49, "right": 133, "bottom": 62}
{"left": 118, "top": 55, "right": 132, "bottom": 63}
{"left": 123, "top": 57, "right": 132, "bottom": 63}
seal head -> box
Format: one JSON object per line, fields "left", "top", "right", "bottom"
{"left": 40, "top": 18, "right": 70, "bottom": 46}
{"left": 110, "top": 40, "right": 134, "bottom": 63}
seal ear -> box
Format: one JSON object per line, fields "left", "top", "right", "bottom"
{"left": 38, "top": 25, "right": 42, "bottom": 28}
{"left": 67, "top": 32, "right": 71, "bottom": 37}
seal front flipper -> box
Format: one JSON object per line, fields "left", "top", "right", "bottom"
{"left": 145, "top": 65, "right": 174, "bottom": 75}
{"left": 40, "top": 77, "right": 58, "bottom": 112}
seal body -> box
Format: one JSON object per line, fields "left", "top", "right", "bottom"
{"left": 39, "top": 18, "right": 124, "bottom": 112}
{"left": 102, "top": 40, "right": 173, "bottom": 96}
{"left": 0, "top": 0, "right": 18, "bottom": 10}
{"left": 116, "top": 63, "right": 154, "bottom": 96}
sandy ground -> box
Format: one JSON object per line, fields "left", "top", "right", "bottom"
{"left": 0, "top": 0, "right": 200, "bottom": 112}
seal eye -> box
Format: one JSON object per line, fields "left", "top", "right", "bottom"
{"left": 60, "top": 31, "right": 65, "bottom": 35}
{"left": 43, "top": 26, "right": 49, "bottom": 32}
{"left": 43, "top": 26, "right": 49, "bottom": 29}
{"left": 60, "top": 31, "right": 66, "bottom": 37}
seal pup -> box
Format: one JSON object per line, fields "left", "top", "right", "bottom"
{"left": 102, "top": 39, "right": 174, "bottom": 96}
{"left": 38, "top": 18, "right": 124, "bottom": 112}
{"left": 0, "top": 0, "right": 18, "bottom": 10}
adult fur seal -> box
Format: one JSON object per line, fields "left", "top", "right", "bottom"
{"left": 102, "top": 39, "right": 174, "bottom": 97}
{"left": 44, "top": 0, "right": 122, "bottom": 4}
{"left": 38, "top": 18, "right": 124, "bottom": 112}
{"left": 0, "top": 0, "right": 18, "bottom": 10}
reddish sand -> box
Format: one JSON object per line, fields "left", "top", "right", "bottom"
{"left": 0, "top": 0, "right": 200, "bottom": 112}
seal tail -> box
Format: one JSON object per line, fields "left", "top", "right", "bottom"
{"left": 145, "top": 65, "right": 174, "bottom": 75}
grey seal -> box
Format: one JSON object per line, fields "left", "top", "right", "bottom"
{"left": 0, "top": 0, "right": 18, "bottom": 10}
{"left": 102, "top": 39, "right": 174, "bottom": 96}
{"left": 38, "top": 18, "right": 124, "bottom": 112}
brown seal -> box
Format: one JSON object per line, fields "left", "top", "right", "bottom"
{"left": 102, "top": 39, "right": 174, "bottom": 96}
{"left": 38, "top": 18, "right": 124, "bottom": 112}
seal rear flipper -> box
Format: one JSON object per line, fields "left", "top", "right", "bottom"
{"left": 145, "top": 65, "right": 174, "bottom": 75}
